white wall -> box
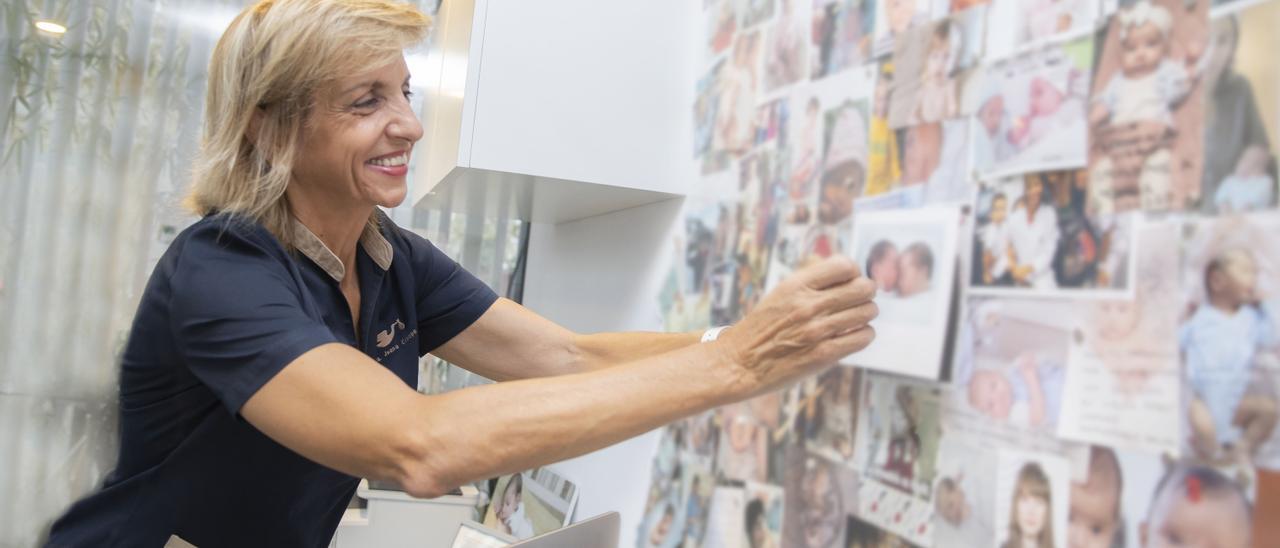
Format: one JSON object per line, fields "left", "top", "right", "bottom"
{"left": 521, "top": 198, "right": 683, "bottom": 548}
{"left": 507, "top": 2, "right": 703, "bottom": 546}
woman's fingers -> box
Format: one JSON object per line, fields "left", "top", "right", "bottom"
{"left": 796, "top": 255, "right": 860, "bottom": 290}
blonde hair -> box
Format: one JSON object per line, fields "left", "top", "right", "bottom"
{"left": 185, "top": 0, "right": 430, "bottom": 248}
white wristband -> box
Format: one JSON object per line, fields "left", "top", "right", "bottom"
{"left": 701, "top": 326, "right": 729, "bottom": 343}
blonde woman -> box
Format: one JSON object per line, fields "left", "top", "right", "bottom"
{"left": 46, "top": 1, "right": 879, "bottom": 546}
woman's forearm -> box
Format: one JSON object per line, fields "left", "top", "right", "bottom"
{"left": 571, "top": 330, "right": 703, "bottom": 372}
{"left": 398, "top": 338, "right": 743, "bottom": 497}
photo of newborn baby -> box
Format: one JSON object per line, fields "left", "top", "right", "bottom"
{"left": 972, "top": 37, "right": 1093, "bottom": 178}
{"left": 957, "top": 298, "right": 1071, "bottom": 434}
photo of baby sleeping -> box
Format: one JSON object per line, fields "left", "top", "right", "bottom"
{"left": 481, "top": 467, "right": 578, "bottom": 541}
{"left": 955, "top": 298, "right": 1070, "bottom": 434}
{"left": 972, "top": 37, "right": 1092, "bottom": 178}
{"left": 1179, "top": 214, "right": 1280, "bottom": 471}
{"left": 1087, "top": 0, "right": 1208, "bottom": 214}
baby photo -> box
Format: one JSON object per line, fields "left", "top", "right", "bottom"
{"left": 765, "top": 0, "right": 809, "bottom": 92}
{"left": 900, "top": 119, "right": 972, "bottom": 205}
{"left": 994, "top": 450, "right": 1069, "bottom": 548}
{"left": 782, "top": 446, "right": 860, "bottom": 548}
{"left": 1115, "top": 449, "right": 1255, "bottom": 548}
{"left": 481, "top": 468, "right": 578, "bottom": 541}
{"left": 714, "top": 30, "right": 764, "bottom": 159}
{"left": 1199, "top": 2, "right": 1280, "bottom": 214}
{"left": 984, "top": 0, "right": 1100, "bottom": 59}
{"left": 810, "top": 0, "right": 876, "bottom": 80}
{"left": 971, "top": 37, "right": 1093, "bottom": 178}
{"left": 932, "top": 433, "right": 997, "bottom": 548}
{"left": 887, "top": 6, "right": 986, "bottom": 128}
{"left": 1087, "top": 0, "right": 1208, "bottom": 214}
{"left": 852, "top": 371, "right": 943, "bottom": 527}
{"left": 970, "top": 171, "right": 1135, "bottom": 297}
{"left": 872, "top": 0, "right": 946, "bottom": 59}
{"left": 639, "top": 453, "right": 715, "bottom": 548}
{"left": 1179, "top": 213, "right": 1280, "bottom": 470}
{"left": 694, "top": 59, "right": 724, "bottom": 164}
{"left": 744, "top": 482, "right": 786, "bottom": 548}
{"left": 819, "top": 99, "right": 871, "bottom": 224}
{"left": 719, "top": 391, "right": 790, "bottom": 484}
{"left": 841, "top": 206, "right": 959, "bottom": 379}
{"left": 1058, "top": 223, "right": 1183, "bottom": 455}
{"left": 794, "top": 366, "right": 861, "bottom": 462}
{"left": 954, "top": 297, "right": 1071, "bottom": 435}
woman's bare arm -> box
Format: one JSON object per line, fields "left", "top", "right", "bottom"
{"left": 240, "top": 256, "right": 877, "bottom": 498}
{"left": 429, "top": 299, "right": 703, "bottom": 380}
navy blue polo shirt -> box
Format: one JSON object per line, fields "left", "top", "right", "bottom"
{"left": 46, "top": 211, "right": 498, "bottom": 547}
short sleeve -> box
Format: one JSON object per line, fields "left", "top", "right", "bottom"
{"left": 169, "top": 223, "right": 339, "bottom": 415}
{"left": 402, "top": 229, "right": 499, "bottom": 355}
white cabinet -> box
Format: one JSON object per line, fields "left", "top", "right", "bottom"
{"left": 412, "top": 0, "right": 693, "bottom": 223}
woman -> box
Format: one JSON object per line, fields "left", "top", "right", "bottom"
{"left": 45, "top": 1, "right": 878, "bottom": 546}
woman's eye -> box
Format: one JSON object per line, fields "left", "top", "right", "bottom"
{"left": 354, "top": 97, "right": 380, "bottom": 109}
{"left": 403, "top": 89, "right": 414, "bottom": 100}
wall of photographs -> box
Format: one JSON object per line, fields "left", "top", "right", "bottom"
{"left": 642, "top": 0, "right": 1280, "bottom": 546}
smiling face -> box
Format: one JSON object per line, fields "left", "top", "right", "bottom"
{"left": 1119, "top": 21, "right": 1168, "bottom": 79}
{"left": 289, "top": 56, "right": 423, "bottom": 211}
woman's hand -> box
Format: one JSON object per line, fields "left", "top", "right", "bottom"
{"left": 714, "top": 255, "right": 877, "bottom": 397}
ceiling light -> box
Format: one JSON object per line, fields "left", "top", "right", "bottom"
{"left": 35, "top": 20, "right": 67, "bottom": 34}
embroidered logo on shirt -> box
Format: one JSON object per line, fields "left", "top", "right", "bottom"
{"left": 376, "top": 319, "right": 406, "bottom": 348}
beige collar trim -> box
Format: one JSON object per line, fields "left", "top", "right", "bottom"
{"left": 291, "top": 214, "right": 393, "bottom": 283}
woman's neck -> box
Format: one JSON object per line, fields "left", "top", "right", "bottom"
{"left": 287, "top": 187, "right": 372, "bottom": 274}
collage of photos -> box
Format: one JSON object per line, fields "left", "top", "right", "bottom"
{"left": 634, "top": 0, "right": 1280, "bottom": 546}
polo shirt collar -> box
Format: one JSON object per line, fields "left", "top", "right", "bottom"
{"left": 290, "top": 214, "right": 393, "bottom": 283}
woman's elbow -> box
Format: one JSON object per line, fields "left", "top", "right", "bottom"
{"left": 385, "top": 420, "right": 456, "bottom": 499}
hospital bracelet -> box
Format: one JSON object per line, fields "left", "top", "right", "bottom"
{"left": 701, "top": 326, "right": 729, "bottom": 343}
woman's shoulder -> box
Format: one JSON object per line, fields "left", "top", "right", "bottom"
{"left": 164, "top": 213, "right": 290, "bottom": 272}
